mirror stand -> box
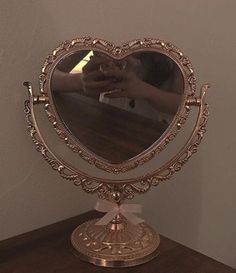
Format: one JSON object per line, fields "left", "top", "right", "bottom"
{"left": 23, "top": 37, "right": 210, "bottom": 268}
{"left": 71, "top": 214, "right": 160, "bottom": 267}
{"left": 24, "top": 82, "right": 209, "bottom": 267}
{"left": 23, "top": 81, "right": 209, "bottom": 267}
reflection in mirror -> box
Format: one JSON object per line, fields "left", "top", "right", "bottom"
{"left": 51, "top": 50, "right": 184, "bottom": 163}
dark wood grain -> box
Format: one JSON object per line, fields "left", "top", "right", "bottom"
{"left": 0, "top": 211, "right": 235, "bottom": 273}
{"left": 53, "top": 93, "right": 168, "bottom": 163}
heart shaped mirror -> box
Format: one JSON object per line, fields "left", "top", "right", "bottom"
{"left": 24, "top": 37, "right": 210, "bottom": 268}
{"left": 51, "top": 50, "right": 184, "bottom": 162}
{"left": 41, "top": 38, "right": 191, "bottom": 173}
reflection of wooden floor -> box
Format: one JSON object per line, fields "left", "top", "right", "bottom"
{"left": 53, "top": 93, "right": 168, "bottom": 163}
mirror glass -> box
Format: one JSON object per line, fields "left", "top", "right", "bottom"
{"left": 51, "top": 50, "right": 184, "bottom": 163}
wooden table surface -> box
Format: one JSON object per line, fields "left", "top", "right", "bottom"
{"left": 54, "top": 93, "right": 168, "bottom": 163}
{"left": 0, "top": 211, "right": 235, "bottom": 273}
{"left": 0, "top": 211, "right": 236, "bottom": 273}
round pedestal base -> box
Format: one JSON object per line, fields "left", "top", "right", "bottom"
{"left": 71, "top": 218, "right": 160, "bottom": 268}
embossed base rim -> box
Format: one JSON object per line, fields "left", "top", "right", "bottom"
{"left": 71, "top": 244, "right": 160, "bottom": 268}
{"left": 71, "top": 218, "right": 160, "bottom": 268}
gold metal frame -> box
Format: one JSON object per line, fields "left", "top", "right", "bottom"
{"left": 23, "top": 37, "right": 210, "bottom": 268}
{"left": 24, "top": 81, "right": 209, "bottom": 201}
{"left": 39, "top": 37, "right": 197, "bottom": 174}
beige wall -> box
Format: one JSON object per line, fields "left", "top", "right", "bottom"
{"left": 0, "top": 0, "right": 235, "bottom": 268}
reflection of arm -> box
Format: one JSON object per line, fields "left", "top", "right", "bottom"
{"left": 103, "top": 70, "right": 182, "bottom": 115}
{"left": 52, "top": 54, "right": 112, "bottom": 97}
{"left": 144, "top": 85, "right": 181, "bottom": 115}
{"left": 52, "top": 68, "right": 109, "bottom": 101}
{"left": 52, "top": 69, "right": 83, "bottom": 93}
{"left": 52, "top": 50, "right": 89, "bottom": 92}
{"left": 147, "top": 67, "right": 183, "bottom": 114}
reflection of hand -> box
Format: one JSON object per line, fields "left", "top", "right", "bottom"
{"left": 102, "top": 70, "right": 150, "bottom": 100}
{"left": 103, "top": 69, "right": 181, "bottom": 115}
{"left": 82, "top": 56, "right": 113, "bottom": 97}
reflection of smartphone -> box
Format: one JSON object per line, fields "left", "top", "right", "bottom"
{"left": 99, "top": 63, "right": 123, "bottom": 83}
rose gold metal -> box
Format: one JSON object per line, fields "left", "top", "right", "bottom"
{"left": 39, "top": 37, "right": 197, "bottom": 174}
{"left": 33, "top": 95, "right": 49, "bottom": 104}
{"left": 23, "top": 83, "right": 210, "bottom": 199}
{"left": 71, "top": 218, "right": 160, "bottom": 267}
{"left": 23, "top": 72, "right": 210, "bottom": 201}
{"left": 23, "top": 38, "right": 210, "bottom": 268}
{"left": 23, "top": 82, "right": 49, "bottom": 105}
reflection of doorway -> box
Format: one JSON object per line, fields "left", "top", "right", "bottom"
{"left": 70, "top": 51, "right": 94, "bottom": 74}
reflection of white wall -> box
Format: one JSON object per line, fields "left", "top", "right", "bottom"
{"left": 0, "top": 0, "right": 235, "bottom": 268}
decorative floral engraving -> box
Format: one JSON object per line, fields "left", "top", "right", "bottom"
{"left": 39, "top": 37, "right": 197, "bottom": 174}
{"left": 71, "top": 219, "right": 160, "bottom": 263}
{"left": 24, "top": 82, "right": 209, "bottom": 200}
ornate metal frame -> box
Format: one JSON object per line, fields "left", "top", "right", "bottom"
{"left": 24, "top": 80, "right": 209, "bottom": 202}
{"left": 38, "top": 37, "right": 197, "bottom": 174}
{"left": 23, "top": 38, "right": 210, "bottom": 267}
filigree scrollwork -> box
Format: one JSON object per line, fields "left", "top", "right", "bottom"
{"left": 23, "top": 39, "right": 210, "bottom": 268}
{"left": 24, "top": 83, "right": 209, "bottom": 201}
{"left": 24, "top": 38, "right": 210, "bottom": 201}
{"left": 71, "top": 219, "right": 160, "bottom": 265}
{"left": 120, "top": 87, "right": 209, "bottom": 200}
{"left": 38, "top": 37, "right": 198, "bottom": 174}
{"left": 24, "top": 91, "right": 209, "bottom": 199}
